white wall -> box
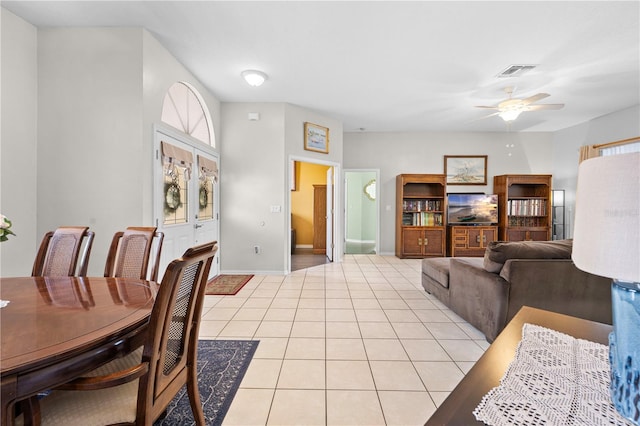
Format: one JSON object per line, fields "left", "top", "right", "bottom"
{"left": 37, "top": 28, "right": 145, "bottom": 275}
{"left": 5, "top": 25, "right": 221, "bottom": 277}
{"left": 220, "top": 102, "right": 343, "bottom": 274}
{"left": 343, "top": 131, "right": 553, "bottom": 254}
{"left": 552, "top": 105, "right": 640, "bottom": 237}
{"left": 0, "top": 9, "right": 38, "bottom": 276}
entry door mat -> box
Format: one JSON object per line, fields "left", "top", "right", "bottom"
{"left": 205, "top": 274, "right": 254, "bottom": 295}
{"left": 155, "top": 339, "right": 258, "bottom": 426}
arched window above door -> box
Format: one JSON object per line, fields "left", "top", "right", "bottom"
{"left": 161, "top": 82, "right": 215, "bottom": 147}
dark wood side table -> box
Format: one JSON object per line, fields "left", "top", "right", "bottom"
{"left": 425, "top": 306, "right": 612, "bottom": 425}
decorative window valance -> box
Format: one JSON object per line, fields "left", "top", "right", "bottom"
{"left": 579, "top": 136, "right": 640, "bottom": 163}
{"left": 197, "top": 155, "right": 218, "bottom": 182}
{"left": 161, "top": 141, "right": 193, "bottom": 179}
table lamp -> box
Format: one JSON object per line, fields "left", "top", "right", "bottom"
{"left": 572, "top": 151, "right": 640, "bottom": 424}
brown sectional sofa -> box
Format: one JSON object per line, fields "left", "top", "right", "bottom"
{"left": 421, "top": 239, "right": 612, "bottom": 341}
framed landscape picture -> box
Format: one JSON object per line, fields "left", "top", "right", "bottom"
{"left": 304, "top": 122, "right": 329, "bottom": 154}
{"left": 444, "top": 155, "right": 488, "bottom": 185}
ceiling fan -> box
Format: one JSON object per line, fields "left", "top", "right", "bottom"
{"left": 475, "top": 87, "right": 564, "bottom": 122}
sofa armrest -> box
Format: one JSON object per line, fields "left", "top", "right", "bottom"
{"left": 502, "top": 259, "right": 612, "bottom": 326}
{"left": 449, "top": 258, "right": 509, "bottom": 342}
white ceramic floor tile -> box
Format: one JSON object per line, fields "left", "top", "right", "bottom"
{"left": 290, "top": 321, "right": 325, "bottom": 338}
{"left": 223, "top": 388, "right": 274, "bottom": 425}
{"left": 414, "top": 361, "right": 464, "bottom": 392}
{"left": 200, "top": 255, "right": 491, "bottom": 425}
{"left": 253, "top": 321, "right": 293, "bottom": 338}
{"left": 326, "top": 360, "right": 376, "bottom": 390}
{"left": 285, "top": 338, "right": 325, "bottom": 359}
{"left": 197, "top": 320, "right": 227, "bottom": 338}
{"left": 239, "top": 358, "right": 282, "bottom": 388}
{"left": 355, "top": 309, "right": 388, "bottom": 322}
{"left": 326, "top": 308, "right": 357, "bottom": 322}
{"left": 326, "top": 338, "right": 367, "bottom": 360}
{"left": 326, "top": 322, "right": 361, "bottom": 338}
{"left": 392, "top": 322, "right": 434, "bottom": 339}
{"left": 326, "top": 390, "right": 385, "bottom": 425}
{"left": 369, "top": 361, "right": 426, "bottom": 391}
{"left": 401, "top": 339, "right": 452, "bottom": 362}
{"left": 277, "top": 359, "right": 325, "bottom": 389}
{"left": 295, "top": 308, "right": 325, "bottom": 321}
{"left": 438, "top": 339, "right": 485, "bottom": 362}
{"left": 363, "top": 338, "right": 409, "bottom": 360}
{"left": 252, "top": 337, "right": 288, "bottom": 359}
{"left": 267, "top": 389, "right": 325, "bottom": 425}
{"left": 424, "top": 322, "right": 470, "bottom": 339}
{"left": 201, "top": 307, "right": 237, "bottom": 321}
{"left": 218, "top": 320, "right": 260, "bottom": 337}
{"left": 378, "top": 390, "right": 437, "bottom": 426}
{"left": 263, "top": 308, "right": 296, "bottom": 321}
{"left": 358, "top": 322, "right": 396, "bottom": 338}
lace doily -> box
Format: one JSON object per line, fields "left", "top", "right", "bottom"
{"left": 473, "top": 323, "right": 634, "bottom": 425}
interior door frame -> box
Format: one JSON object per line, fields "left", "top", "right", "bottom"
{"left": 288, "top": 154, "right": 341, "bottom": 273}
{"left": 343, "top": 169, "right": 380, "bottom": 255}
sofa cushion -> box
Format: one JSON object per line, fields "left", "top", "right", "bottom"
{"left": 421, "top": 257, "right": 452, "bottom": 289}
{"left": 483, "top": 239, "right": 573, "bottom": 273}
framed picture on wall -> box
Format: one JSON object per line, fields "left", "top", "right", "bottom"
{"left": 444, "top": 155, "right": 488, "bottom": 185}
{"left": 304, "top": 122, "right": 329, "bottom": 154}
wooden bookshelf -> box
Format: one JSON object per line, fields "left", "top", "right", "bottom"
{"left": 494, "top": 174, "right": 552, "bottom": 241}
{"left": 395, "top": 174, "right": 446, "bottom": 258}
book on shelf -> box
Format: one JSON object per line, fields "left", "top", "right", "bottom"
{"left": 508, "top": 199, "right": 547, "bottom": 216}
{"left": 402, "top": 199, "right": 442, "bottom": 212}
{"left": 402, "top": 212, "right": 443, "bottom": 226}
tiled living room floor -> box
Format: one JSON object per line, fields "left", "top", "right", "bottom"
{"left": 198, "top": 254, "right": 489, "bottom": 425}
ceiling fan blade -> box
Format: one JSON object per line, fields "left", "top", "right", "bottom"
{"left": 527, "top": 103, "right": 564, "bottom": 111}
{"left": 521, "top": 93, "right": 550, "bottom": 105}
{"left": 474, "top": 105, "right": 499, "bottom": 110}
{"left": 470, "top": 111, "right": 500, "bottom": 122}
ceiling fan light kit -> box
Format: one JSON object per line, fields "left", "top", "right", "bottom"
{"left": 475, "top": 87, "right": 565, "bottom": 123}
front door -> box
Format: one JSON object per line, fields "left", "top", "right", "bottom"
{"left": 154, "top": 126, "right": 219, "bottom": 280}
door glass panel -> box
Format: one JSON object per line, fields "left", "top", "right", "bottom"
{"left": 163, "top": 163, "right": 189, "bottom": 225}
{"left": 198, "top": 175, "right": 214, "bottom": 220}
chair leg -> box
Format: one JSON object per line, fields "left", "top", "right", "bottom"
{"left": 18, "top": 397, "right": 41, "bottom": 426}
{"left": 186, "top": 363, "right": 205, "bottom": 426}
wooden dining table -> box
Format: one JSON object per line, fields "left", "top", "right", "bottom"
{"left": 0, "top": 276, "right": 158, "bottom": 425}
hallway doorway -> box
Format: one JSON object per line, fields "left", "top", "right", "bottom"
{"left": 344, "top": 170, "right": 379, "bottom": 254}
{"left": 290, "top": 160, "right": 333, "bottom": 271}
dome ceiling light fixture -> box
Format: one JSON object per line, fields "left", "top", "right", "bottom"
{"left": 241, "top": 70, "right": 268, "bottom": 87}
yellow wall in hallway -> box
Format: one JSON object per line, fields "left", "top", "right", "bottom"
{"left": 291, "top": 162, "right": 329, "bottom": 247}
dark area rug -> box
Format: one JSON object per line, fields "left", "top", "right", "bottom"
{"left": 205, "top": 274, "right": 254, "bottom": 295}
{"left": 155, "top": 339, "right": 258, "bottom": 426}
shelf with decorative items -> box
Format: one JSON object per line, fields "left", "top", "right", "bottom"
{"left": 494, "top": 174, "right": 552, "bottom": 241}
{"left": 395, "top": 174, "right": 446, "bottom": 258}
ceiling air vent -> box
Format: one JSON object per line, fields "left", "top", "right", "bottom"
{"left": 497, "top": 64, "right": 537, "bottom": 78}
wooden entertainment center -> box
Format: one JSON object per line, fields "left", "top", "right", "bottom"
{"left": 396, "top": 173, "right": 553, "bottom": 259}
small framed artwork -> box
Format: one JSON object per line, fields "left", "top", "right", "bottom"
{"left": 304, "top": 122, "right": 329, "bottom": 154}
{"left": 444, "top": 155, "right": 488, "bottom": 185}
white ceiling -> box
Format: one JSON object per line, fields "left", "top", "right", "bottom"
{"left": 4, "top": 1, "right": 639, "bottom": 133}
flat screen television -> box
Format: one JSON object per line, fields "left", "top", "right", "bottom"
{"left": 447, "top": 193, "right": 498, "bottom": 225}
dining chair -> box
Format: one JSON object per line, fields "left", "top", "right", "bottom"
{"left": 104, "top": 227, "right": 164, "bottom": 281}
{"left": 30, "top": 241, "right": 218, "bottom": 426}
{"left": 31, "top": 227, "right": 95, "bottom": 277}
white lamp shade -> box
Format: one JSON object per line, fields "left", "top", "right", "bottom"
{"left": 572, "top": 152, "right": 640, "bottom": 282}
{"left": 499, "top": 110, "right": 522, "bottom": 122}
